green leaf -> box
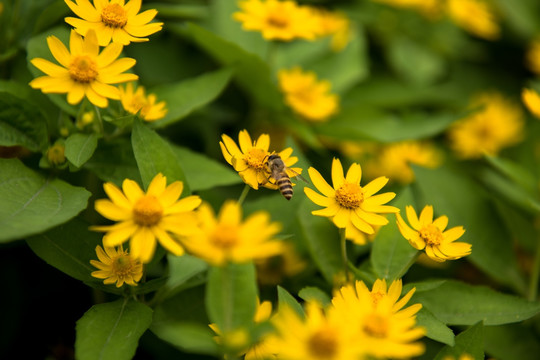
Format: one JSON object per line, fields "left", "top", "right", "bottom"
{"left": 0, "top": 88, "right": 48, "bottom": 151}
{"left": 277, "top": 285, "right": 304, "bottom": 317}
{"left": 434, "top": 322, "right": 484, "bottom": 360}
{"left": 205, "top": 262, "right": 258, "bottom": 332}
{"left": 182, "top": 22, "right": 283, "bottom": 110}
{"left": 131, "top": 119, "right": 189, "bottom": 193}
{"left": 75, "top": 298, "right": 153, "bottom": 360}
{"left": 413, "top": 280, "right": 540, "bottom": 326}
{"left": 484, "top": 323, "right": 540, "bottom": 360}
{"left": 298, "top": 286, "right": 331, "bottom": 307}
{"left": 0, "top": 158, "right": 91, "bottom": 242}
{"left": 65, "top": 133, "right": 99, "bottom": 168}
{"left": 416, "top": 307, "right": 455, "bottom": 346}
{"left": 297, "top": 198, "right": 342, "bottom": 284}
{"left": 414, "top": 164, "right": 527, "bottom": 292}
{"left": 151, "top": 67, "right": 234, "bottom": 128}
{"left": 371, "top": 186, "right": 418, "bottom": 280}
{"left": 26, "top": 217, "right": 101, "bottom": 283}
{"left": 170, "top": 144, "right": 241, "bottom": 191}
{"left": 150, "top": 321, "right": 218, "bottom": 356}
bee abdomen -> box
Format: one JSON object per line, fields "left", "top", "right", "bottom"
{"left": 277, "top": 177, "right": 293, "bottom": 200}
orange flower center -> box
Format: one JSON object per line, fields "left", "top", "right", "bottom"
{"left": 363, "top": 313, "right": 388, "bottom": 338}
{"left": 335, "top": 183, "right": 363, "bottom": 209}
{"left": 244, "top": 148, "right": 268, "bottom": 170}
{"left": 266, "top": 12, "right": 289, "bottom": 29}
{"left": 211, "top": 225, "right": 239, "bottom": 249}
{"left": 112, "top": 253, "right": 137, "bottom": 277}
{"left": 101, "top": 3, "right": 128, "bottom": 28}
{"left": 307, "top": 328, "right": 338, "bottom": 359}
{"left": 133, "top": 195, "right": 163, "bottom": 227}
{"left": 69, "top": 55, "right": 98, "bottom": 83}
{"left": 419, "top": 224, "right": 444, "bottom": 246}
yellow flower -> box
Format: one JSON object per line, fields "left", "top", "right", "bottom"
{"left": 445, "top": 0, "right": 500, "bottom": 40}
{"left": 309, "top": 8, "right": 352, "bottom": 52}
{"left": 220, "top": 129, "right": 301, "bottom": 190}
{"left": 119, "top": 83, "right": 167, "bottom": 121}
{"left": 526, "top": 38, "right": 540, "bottom": 75}
{"left": 90, "top": 244, "right": 143, "bottom": 287}
{"left": 181, "top": 201, "right": 283, "bottom": 266}
{"left": 447, "top": 92, "right": 524, "bottom": 159}
{"left": 29, "top": 29, "right": 138, "bottom": 108}
{"left": 233, "top": 0, "right": 319, "bottom": 41}
{"left": 278, "top": 67, "right": 339, "bottom": 122}
{"left": 64, "top": 0, "right": 163, "bottom": 46}
{"left": 396, "top": 205, "right": 471, "bottom": 262}
{"left": 270, "top": 301, "right": 365, "bottom": 360}
{"left": 522, "top": 88, "right": 540, "bottom": 120}
{"left": 304, "top": 158, "right": 399, "bottom": 243}
{"left": 255, "top": 243, "right": 307, "bottom": 285}
{"left": 92, "top": 173, "right": 201, "bottom": 263}
{"left": 46, "top": 143, "right": 66, "bottom": 166}
{"left": 364, "top": 141, "right": 442, "bottom": 184}
{"left": 76, "top": 111, "right": 95, "bottom": 129}
{"left": 332, "top": 279, "right": 425, "bottom": 359}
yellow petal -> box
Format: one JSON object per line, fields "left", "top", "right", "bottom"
{"left": 331, "top": 158, "right": 345, "bottom": 189}
{"left": 166, "top": 195, "right": 202, "bottom": 214}
{"left": 238, "top": 129, "right": 254, "bottom": 153}
{"left": 129, "top": 8, "right": 158, "bottom": 26}
{"left": 255, "top": 133, "right": 270, "bottom": 151}
{"left": 158, "top": 181, "right": 183, "bottom": 208}
{"left": 65, "top": 0, "right": 100, "bottom": 21}
{"left": 102, "top": 222, "right": 139, "bottom": 247}
{"left": 443, "top": 226, "right": 466, "bottom": 243}
{"left": 67, "top": 83, "right": 85, "bottom": 105}
{"left": 433, "top": 215, "right": 449, "bottom": 232}
{"left": 94, "top": 199, "right": 132, "bottom": 221}
{"left": 405, "top": 205, "right": 420, "bottom": 230}
{"left": 350, "top": 211, "right": 374, "bottom": 234}
{"left": 354, "top": 208, "right": 388, "bottom": 226}
{"left": 122, "top": 178, "right": 144, "bottom": 204}
{"left": 130, "top": 227, "right": 157, "bottom": 263}
{"left": 82, "top": 29, "right": 99, "bottom": 56}
{"left": 97, "top": 42, "right": 123, "bottom": 68}
{"left": 153, "top": 226, "right": 185, "bottom": 256}
{"left": 31, "top": 58, "right": 68, "bottom": 76}
{"left": 46, "top": 36, "right": 71, "bottom": 68}
{"left": 362, "top": 176, "right": 389, "bottom": 197}
{"left": 419, "top": 205, "right": 434, "bottom": 225}
{"left": 103, "top": 182, "right": 132, "bottom": 209}
{"left": 69, "top": 29, "right": 84, "bottom": 56}
{"left": 304, "top": 187, "right": 333, "bottom": 207}
{"left": 345, "top": 162, "right": 362, "bottom": 184}
{"left": 311, "top": 202, "right": 340, "bottom": 218}
{"left": 307, "top": 167, "right": 335, "bottom": 198}
{"left": 332, "top": 207, "right": 352, "bottom": 228}
{"left": 219, "top": 200, "right": 242, "bottom": 226}
{"left": 147, "top": 173, "right": 167, "bottom": 196}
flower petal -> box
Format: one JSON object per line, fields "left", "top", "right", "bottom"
{"left": 307, "top": 167, "right": 335, "bottom": 198}
{"left": 345, "top": 162, "right": 362, "bottom": 184}
{"left": 362, "top": 176, "right": 389, "bottom": 197}
{"left": 331, "top": 158, "right": 345, "bottom": 189}
{"left": 304, "top": 187, "right": 333, "bottom": 207}
{"left": 442, "top": 226, "right": 466, "bottom": 243}
{"left": 419, "top": 205, "right": 434, "bottom": 226}
{"left": 47, "top": 36, "right": 71, "bottom": 68}
{"left": 130, "top": 227, "right": 157, "bottom": 263}
{"left": 238, "top": 129, "right": 254, "bottom": 153}
{"left": 433, "top": 215, "right": 449, "bottom": 232}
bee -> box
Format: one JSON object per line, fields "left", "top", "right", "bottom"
{"left": 265, "top": 154, "right": 307, "bottom": 200}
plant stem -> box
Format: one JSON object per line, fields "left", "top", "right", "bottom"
{"left": 339, "top": 227, "right": 350, "bottom": 283}
{"left": 94, "top": 105, "right": 104, "bottom": 136}
{"left": 237, "top": 184, "right": 250, "bottom": 206}
{"left": 528, "top": 233, "right": 540, "bottom": 301}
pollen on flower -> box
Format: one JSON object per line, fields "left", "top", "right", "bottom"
{"left": 307, "top": 328, "right": 338, "bottom": 359}
{"left": 133, "top": 195, "right": 163, "bottom": 226}
{"left": 244, "top": 148, "right": 268, "bottom": 170}
{"left": 420, "top": 224, "right": 443, "bottom": 246}
{"left": 69, "top": 56, "right": 98, "bottom": 83}
{"left": 370, "top": 291, "right": 385, "bottom": 307}
{"left": 335, "top": 183, "right": 364, "bottom": 209}
{"left": 363, "top": 314, "right": 388, "bottom": 338}
{"left": 101, "top": 3, "right": 128, "bottom": 28}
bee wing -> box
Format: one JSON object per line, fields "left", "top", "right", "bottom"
{"left": 286, "top": 168, "right": 310, "bottom": 184}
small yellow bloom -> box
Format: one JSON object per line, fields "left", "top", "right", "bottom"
{"left": 234, "top": 0, "right": 319, "bottom": 41}
{"left": 447, "top": 92, "right": 524, "bottom": 159}
{"left": 65, "top": 0, "right": 163, "bottom": 46}
{"left": 304, "top": 158, "right": 399, "bottom": 244}
{"left": 90, "top": 244, "right": 143, "bottom": 287}
{"left": 278, "top": 67, "right": 339, "bottom": 122}
{"left": 119, "top": 83, "right": 167, "bottom": 121}
{"left": 270, "top": 301, "right": 366, "bottom": 360}
{"left": 309, "top": 8, "right": 352, "bottom": 52}
{"left": 396, "top": 205, "right": 471, "bottom": 262}
{"left": 29, "top": 29, "right": 138, "bottom": 108}
{"left": 181, "top": 201, "right": 283, "bottom": 266}
{"left": 364, "top": 141, "right": 442, "bottom": 184}
{"left": 332, "top": 279, "right": 425, "bottom": 359}
{"left": 445, "top": 0, "right": 500, "bottom": 40}
{"left": 220, "top": 129, "right": 301, "bottom": 190}
{"left": 92, "top": 173, "right": 201, "bottom": 263}
{"left": 46, "top": 143, "right": 66, "bottom": 166}
{"left": 76, "top": 111, "right": 95, "bottom": 130}
{"left": 522, "top": 88, "right": 540, "bottom": 120}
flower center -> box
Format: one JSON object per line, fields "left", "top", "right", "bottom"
{"left": 69, "top": 55, "right": 98, "bottom": 83}
{"left": 335, "top": 183, "right": 364, "bottom": 209}
{"left": 363, "top": 314, "right": 388, "bottom": 338}
{"left": 133, "top": 195, "right": 163, "bottom": 227}
{"left": 266, "top": 12, "right": 289, "bottom": 29}
{"left": 419, "top": 224, "right": 444, "bottom": 246}
{"left": 101, "top": 3, "right": 128, "bottom": 28}
{"left": 47, "top": 144, "right": 66, "bottom": 165}
{"left": 307, "top": 328, "right": 338, "bottom": 359}
{"left": 244, "top": 148, "right": 268, "bottom": 170}
{"left": 112, "top": 254, "right": 136, "bottom": 277}
{"left": 126, "top": 94, "right": 149, "bottom": 116}
{"left": 211, "top": 225, "right": 239, "bottom": 249}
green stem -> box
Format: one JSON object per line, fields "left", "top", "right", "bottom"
{"left": 339, "top": 227, "right": 350, "bottom": 283}
{"left": 528, "top": 234, "right": 540, "bottom": 301}
{"left": 237, "top": 184, "right": 250, "bottom": 206}
{"left": 94, "top": 105, "right": 105, "bottom": 136}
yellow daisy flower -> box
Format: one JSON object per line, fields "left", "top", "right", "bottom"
{"left": 278, "top": 67, "right": 339, "bottom": 122}
{"left": 119, "top": 83, "right": 167, "bottom": 121}
{"left": 332, "top": 279, "right": 425, "bottom": 359}
{"left": 445, "top": 0, "right": 500, "bottom": 40}
{"left": 364, "top": 141, "right": 442, "bottom": 184}
{"left": 233, "top": 0, "right": 319, "bottom": 41}
{"left": 92, "top": 173, "right": 201, "bottom": 263}
{"left": 447, "top": 92, "right": 524, "bottom": 159}
{"left": 29, "top": 29, "right": 138, "bottom": 108}
{"left": 309, "top": 8, "right": 352, "bottom": 52}
{"left": 522, "top": 88, "right": 540, "bottom": 120}
{"left": 304, "top": 158, "right": 399, "bottom": 241}
{"left": 46, "top": 143, "right": 66, "bottom": 166}
{"left": 270, "top": 301, "right": 366, "bottom": 360}
{"left": 219, "top": 129, "right": 301, "bottom": 190}
{"left": 181, "top": 201, "right": 283, "bottom": 266}
{"left": 396, "top": 205, "right": 472, "bottom": 262}
{"left": 64, "top": 0, "right": 163, "bottom": 46}
{"left": 90, "top": 244, "right": 143, "bottom": 287}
